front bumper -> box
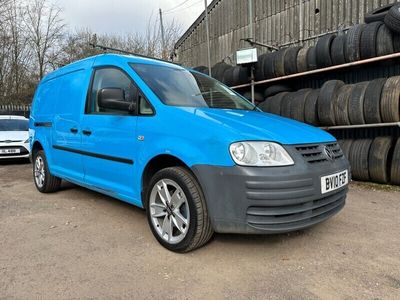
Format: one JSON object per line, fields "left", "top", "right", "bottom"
{"left": 192, "top": 143, "right": 350, "bottom": 234}
{"left": 0, "top": 143, "right": 30, "bottom": 160}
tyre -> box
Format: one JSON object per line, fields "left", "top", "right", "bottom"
{"left": 304, "top": 89, "right": 320, "bottom": 125}
{"left": 376, "top": 24, "right": 394, "bottom": 56}
{"left": 348, "top": 81, "right": 369, "bottom": 125}
{"left": 307, "top": 46, "right": 318, "bottom": 70}
{"left": 290, "top": 89, "right": 311, "bottom": 122}
{"left": 33, "top": 150, "right": 61, "bottom": 193}
{"left": 330, "top": 35, "right": 346, "bottom": 65}
{"left": 290, "top": 89, "right": 312, "bottom": 122}
{"left": 218, "top": 63, "right": 232, "bottom": 81}
{"left": 380, "top": 76, "right": 400, "bottom": 122}
{"left": 242, "top": 91, "right": 264, "bottom": 104}
{"left": 391, "top": 138, "right": 400, "bottom": 185}
{"left": 368, "top": 137, "right": 393, "bottom": 183}
{"left": 365, "top": 3, "right": 395, "bottom": 23}
{"left": 212, "top": 62, "right": 230, "bottom": 81}
{"left": 334, "top": 84, "right": 353, "bottom": 125}
{"left": 340, "top": 139, "right": 354, "bottom": 160}
{"left": 146, "top": 167, "right": 214, "bottom": 252}
{"left": 254, "top": 53, "right": 267, "bottom": 81}
{"left": 232, "top": 66, "right": 249, "bottom": 85}
{"left": 364, "top": 78, "right": 386, "bottom": 123}
{"left": 348, "top": 139, "right": 373, "bottom": 181}
{"left": 318, "top": 80, "right": 345, "bottom": 126}
{"left": 384, "top": 3, "right": 400, "bottom": 34}
{"left": 393, "top": 33, "right": 400, "bottom": 52}
{"left": 263, "top": 84, "right": 292, "bottom": 98}
{"left": 316, "top": 34, "right": 335, "bottom": 68}
{"left": 222, "top": 67, "right": 234, "bottom": 86}
{"left": 269, "top": 92, "right": 289, "bottom": 115}
{"left": 345, "top": 24, "right": 365, "bottom": 62}
{"left": 257, "top": 98, "right": 272, "bottom": 112}
{"left": 296, "top": 47, "right": 309, "bottom": 73}
{"left": 284, "top": 46, "right": 302, "bottom": 75}
{"left": 211, "top": 63, "right": 220, "bottom": 78}
{"left": 274, "top": 48, "right": 289, "bottom": 77}
{"left": 280, "top": 92, "right": 295, "bottom": 118}
{"left": 360, "top": 22, "right": 382, "bottom": 59}
{"left": 264, "top": 52, "right": 277, "bottom": 79}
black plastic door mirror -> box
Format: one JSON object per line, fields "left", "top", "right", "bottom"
{"left": 98, "top": 88, "right": 135, "bottom": 113}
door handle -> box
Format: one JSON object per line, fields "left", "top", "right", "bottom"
{"left": 82, "top": 130, "right": 92, "bottom": 136}
{"left": 70, "top": 128, "right": 78, "bottom": 134}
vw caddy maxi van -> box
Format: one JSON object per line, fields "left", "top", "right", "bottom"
{"left": 30, "top": 54, "right": 349, "bottom": 252}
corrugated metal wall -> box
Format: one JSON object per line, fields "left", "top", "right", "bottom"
{"left": 175, "top": 0, "right": 399, "bottom": 67}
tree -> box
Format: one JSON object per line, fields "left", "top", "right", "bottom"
{"left": 24, "top": 0, "right": 65, "bottom": 80}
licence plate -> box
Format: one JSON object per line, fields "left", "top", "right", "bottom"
{"left": 0, "top": 148, "right": 20, "bottom": 154}
{"left": 321, "top": 170, "right": 348, "bottom": 194}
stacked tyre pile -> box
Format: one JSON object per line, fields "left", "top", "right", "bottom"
{"left": 338, "top": 138, "right": 400, "bottom": 185}
{"left": 258, "top": 76, "right": 400, "bottom": 126}
{"left": 252, "top": 3, "right": 400, "bottom": 82}
{"left": 193, "top": 62, "right": 249, "bottom": 86}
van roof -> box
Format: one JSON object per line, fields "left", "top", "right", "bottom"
{"left": 42, "top": 53, "right": 184, "bottom": 83}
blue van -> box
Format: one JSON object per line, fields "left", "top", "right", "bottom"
{"left": 30, "top": 54, "right": 349, "bottom": 252}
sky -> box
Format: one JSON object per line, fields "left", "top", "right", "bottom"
{"left": 52, "top": 0, "right": 211, "bottom": 36}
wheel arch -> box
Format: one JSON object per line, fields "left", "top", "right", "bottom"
{"left": 141, "top": 154, "right": 196, "bottom": 207}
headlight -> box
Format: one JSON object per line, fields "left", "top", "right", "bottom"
{"left": 229, "top": 142, "right": 294, "bottom": 166}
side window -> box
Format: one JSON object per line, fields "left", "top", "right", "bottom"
{"left": 87, "top": 68, "right": 138, "bottom": 114}
{"left": 139, "top": 95, "right": 154, "bottom": 115}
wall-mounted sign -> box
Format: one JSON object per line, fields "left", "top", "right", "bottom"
{"left": 236, "top": 48, "right": 258, "bottom": 65}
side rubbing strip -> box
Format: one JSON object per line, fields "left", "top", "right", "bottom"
{"left": 53, "top": 145, "right": 134, "bottom": 165}
{"left": 34, "top": 122, "right": 52, "bottom": 127}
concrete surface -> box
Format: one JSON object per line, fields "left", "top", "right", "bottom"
{"left": 1, "top": 161, "right": 399, "bottom": 299}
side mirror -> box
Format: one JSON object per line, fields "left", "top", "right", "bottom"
{"left": 98, "top": 88, "right": 135, "bottom": 113}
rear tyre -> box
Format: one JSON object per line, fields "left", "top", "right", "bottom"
{"left": 33, "top": 150, "right": 61, "bottom": 193}
{"left": 146, "top": 167, "right": 213, "bottom": 252}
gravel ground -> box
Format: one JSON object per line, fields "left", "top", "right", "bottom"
{"left": 1, "top": 161, "right": 400, "bottom": 300}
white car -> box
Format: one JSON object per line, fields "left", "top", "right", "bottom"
{"left": 0, "top": 115, "right": 30, "bottom": 160}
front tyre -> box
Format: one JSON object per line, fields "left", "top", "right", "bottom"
{"left": 33, "top": 150, "right": 61, "bottom": 193}
{"left": 146, "top": 167, "right": 213, "bottom": 252}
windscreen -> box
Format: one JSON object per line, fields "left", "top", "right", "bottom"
{"left": 131, "top": 63, "right": 255, "bottom": 110}
{"left": 0, "top": 119, "right": 28, "bottom": 131}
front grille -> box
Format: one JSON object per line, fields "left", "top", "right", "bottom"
{"left": 0, "top": 146, "right": 29, "bottom": 156}
{"left": 246, "top": 188, "right": 347, "bottom": 230}
{"left": 296, "top": 143, "right": 344, "bottom": 164}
